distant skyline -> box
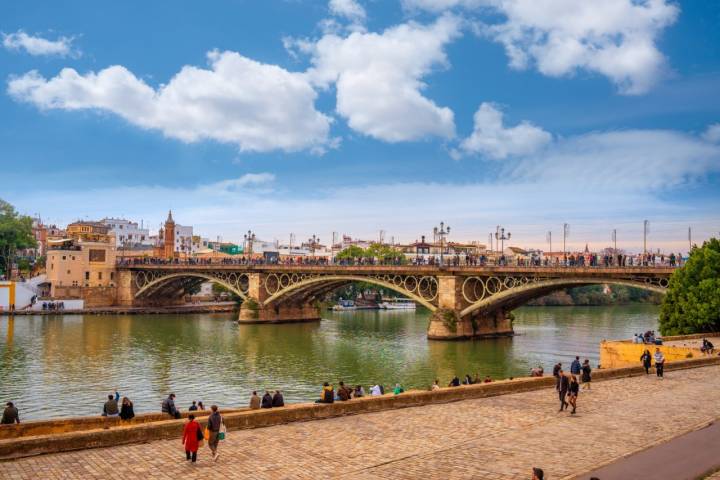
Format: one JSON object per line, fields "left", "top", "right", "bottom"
{"left": 2, "top": 0, "right": 719, "bottom": 252}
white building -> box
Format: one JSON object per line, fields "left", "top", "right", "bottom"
{"left": 175, "top": 224, "right": 194, "bottom": 255}
{"left": 101, "top": 218, "right": 152, "bottom": 246}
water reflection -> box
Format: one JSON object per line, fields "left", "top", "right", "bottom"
{"left": 0, "top": 305, "right": 658, "bottom": 420}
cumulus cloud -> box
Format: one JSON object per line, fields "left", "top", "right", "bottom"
{"left": 212, "top": 173, "right": 276, "bottom": 191}
{"left": 7, "top": 50, "right": 332, "bottom": 153}
{"left": 403, "top": 0, "right": 679, "bottom": 94}
{"left": 329, "top": 0, "right": 366, "bottom": 23}
{"left": 703, "top": 123, "right": 720, "bottom": 144}
{"left": 459, "top": 102, "right": 551, "bottom": 159}
{"left": 302, "top": 14, "right": 460, "bottom": 142}
{"left": 2, "top": 30, "right": 77, "bottom": 57}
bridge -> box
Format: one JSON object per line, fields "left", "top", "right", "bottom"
{"left": 115, "top": 264, "right": 673, "bottom": 340}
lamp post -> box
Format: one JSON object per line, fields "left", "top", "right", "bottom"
{"left": 563, "top": 223, "right": 570, "bottom": 266}
{"left": 244, "top": 230, "right": 256, "bottom": 255}
{"left": 433, "top": 222, "right": 450, "bottom": 266}
{"left": 546, "top": 231, "right": 552, "bottom": 256}
{"left": 308, "top": 234, "right": 319, "bottom": 256}
{"left": 612, "top": 229, "right": 617, "bottom": 264}
{"left": 495, "top": 227, "right": 511, "bottom": 265}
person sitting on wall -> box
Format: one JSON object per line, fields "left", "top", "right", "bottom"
{"left": 701, "top": 339, "right": 715, "bottom": 355}
{"left": 272, "top": 390, "right": 284, "bottom": 407}
{"left": 448, "top": 376, "right": 460, "bottom": 387}
{"left": 261, "top": 391, "right": 273, "bottom": 408}
{"left": 162, "top": 393, "right": 181, "bottom": 419}
{"left": 316, "top": 383, "right": 334, "bottom": 403}
{"left": 1, "top": 402, "right": 20, "bottom": 425}
{"left": 102, "top": 394, "right": 119, "bottom": 417}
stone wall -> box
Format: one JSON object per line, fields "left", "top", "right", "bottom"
{"left": 53, "top": 286, "right": 117, "bottom": 307}
{"left": 2, "top": 355, "right": 718, "bottom": 460}
{"left": 600, "top": 336, "right": 705, "bottom": 369}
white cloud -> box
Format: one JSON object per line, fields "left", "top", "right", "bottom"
{"left": 329, "top": 0, "right": 366, "bottom": 23}
{"left": 459, "top": 102, "right": 551, "bottom": 159}
{"left": 8, "top": 128, "right": 719, "bottom": 253}
{"left": 403, "top": 0, "right": 679, "bottom": 94}
{"left": 7, "top": 50, "right": 332, "bottom": 153}
{"left": 2, "top": 30, "right": 77, "bottom": 57}
{"left": 703, "top": 123, "right": 720, "bottom": 144}
{"left": 303, "top": 15, "right": 460, "bottom": 142}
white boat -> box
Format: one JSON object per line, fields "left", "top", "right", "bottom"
{"left": 379, "top": 298, "right": 416, "bottom": 310}
{"left": 332, "top": 299, "right": 357, "bottom": 311}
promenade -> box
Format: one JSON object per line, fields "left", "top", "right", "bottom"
{"left": 3, "top": 364, "right": 720, "bottom": 479}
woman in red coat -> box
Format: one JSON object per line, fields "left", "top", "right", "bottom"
{"left": 182, "top": 414, "right": 202, "bottom": 463}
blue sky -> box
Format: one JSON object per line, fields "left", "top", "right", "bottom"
{"left": 1, "top": 0, "right": 719, "bottom": 252}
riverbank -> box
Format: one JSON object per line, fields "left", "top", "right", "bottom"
{"left": 3, "top": 358, "right": 719, "bottom": 479}
{"left": 0, "top": 301, "right": 238, "bottom": 316}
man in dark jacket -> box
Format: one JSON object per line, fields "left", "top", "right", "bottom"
{"left": 272, "top": 390, "right": 284, "bottom": 407}
{"left": 1, "top": 402, "right": 20, "bottom": 424}
{"left": 102, "top": 394, "right": 119, "bottom": 417}
{"left": 552, "top": 363, "right": 562, "bottom": 391}
{"left": 161, "top": 393, "right": 180, "bottom": 419}
{"left": 207, "top": 405, "right": 222, "bottom": 461}
{"left": 261, "top": 391, "right": 273, "bottom": 408}
{"left": 558, "top": 369, "right": 570, "bottom": 411}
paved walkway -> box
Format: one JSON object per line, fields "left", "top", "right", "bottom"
{"left": 2, "top": 365, "right": 720, "bottom": 480}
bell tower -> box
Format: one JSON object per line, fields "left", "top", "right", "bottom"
{"left": 164, "top": 210, "right": 176, "bottom": 258}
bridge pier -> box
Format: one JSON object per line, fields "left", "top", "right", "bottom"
{"left": 427, "top": 308, "right": 513, "bottom": 340}
{"left": 238, "top": 301, "right": 321, "bottom": 324}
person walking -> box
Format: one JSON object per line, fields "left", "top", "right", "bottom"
{"left": 181, "top": 414, "right": 202, "bottom": 464}
{"left": 102, "top": 394, "right": 119, "bottom": 417}
{"left": 641, "top": 349, "right": 652, "bottom": 374}
{"left": 1, "top": 402, "right": 20, "bottom": 425}
{"left": 568, "top": 375, "right": 579, "bottom": 414}
{"left": 249, "top": 391, "right": 261, "bottom": 409}
{"left": 552, "top": 363, "right": 562, "bottom": 391}
{"left": 162, "top": 393, "right": 180, "bottom": 419}
{"left": 557, "top": 369, "right": 569, "bottom": 412}
{"left": 581, "top": 359, "right": 592, "bottom": 390}
{"left": 261, "top": 391, "right": 273, "bottom": 408}
{"left": 119, "top": 397, "right": 135, "bottom": 420}
{"left": 272, "top": 390, "right": 284, "bottom": 407}
{"left": 206, "top": 405, "right": 222, "bottom": 461}
{"left": 570, "top": 356, "right": 581, "bottom": 384}
{"left": 654, "top": 348, "right": 665, "bottom": 378}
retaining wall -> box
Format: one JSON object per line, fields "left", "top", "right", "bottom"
{"left": 2, "top": 355, "right": 719, "bottom": 461}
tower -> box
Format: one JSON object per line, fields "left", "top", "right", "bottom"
{"left": 164, "top": 210, "right": 176, "bottom": 258}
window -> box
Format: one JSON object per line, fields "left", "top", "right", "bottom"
{"left": 98, "top": 272, "right": 103, "bottom": 280}
{"left": 85, "top": 271, "right": 90, "bottom": 280}
{"left": 67, "top": 270, "right": 71, "bottom": 275}
{"left": 50, "top": 263, "right": 54, "bottom": 270}
{"left": 62, "top": 255, "right": 66, "bottom": 260}
{"left": 89, "top": 249, "right": 106, "bottom": 262}
{"left": 110, "top": 272, "right": 114, "bottom": 281}
{"left": 72, "top": 256, "right": 75, "bottom": 260}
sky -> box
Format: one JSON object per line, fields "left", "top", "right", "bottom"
{"left": 1, "top": 0, "right": 719, "bottom": 253}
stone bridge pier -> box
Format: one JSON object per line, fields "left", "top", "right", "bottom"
{"left": 237, "top": 273, "right": 321, "bottom": 324}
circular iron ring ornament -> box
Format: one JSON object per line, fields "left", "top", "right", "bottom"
{"left": 417, "top": 276, "right": 438, "bottom": 302}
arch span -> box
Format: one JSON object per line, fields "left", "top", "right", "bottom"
{"left": 459, "top": 278, "right": 666, "bottom": 319}
{"left": 134, "top": 272, "right": 248, "bottom": 300}
{"left": 262, "top": 275, "right": 438, "bottom": 311}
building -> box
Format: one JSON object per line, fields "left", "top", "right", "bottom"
{"left": 45, "top": 221, "right": 117, "bottom": 304}
{"left": 154, "top": 211, "right": 194, "bottom": 257}
{"left": 101, "top": 218, "right": 152, "bottom": 247}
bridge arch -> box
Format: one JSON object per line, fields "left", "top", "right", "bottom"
{"left": 262, "top": 274, "right": 438, "bottom": 311}
{"left": 134, "top": 271, "right": 249, "bottom": 300}
{"left": 459, "top": 277, "right": 667, "bottom": 319}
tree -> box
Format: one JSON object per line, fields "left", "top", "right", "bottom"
{"left": 335, "top": 245, "right": 366, "bottom": 261}
{"left": 0, "top": 199, "right": 37, "bottom": 278}
{"left": 659, "top": 238, "right": 720, "bottom": 335}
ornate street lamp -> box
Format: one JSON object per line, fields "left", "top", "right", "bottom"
{"left": 433, "top": 222, "right": 450, "bottom": 266}
{"left": 308, "top": 234, "right": 319, "bottom": 256}
{"left": 244, "top": 230, "right": 256, "bottom": 255}
{"left": 495, "top": 227, "right": 511, "bottom": 265}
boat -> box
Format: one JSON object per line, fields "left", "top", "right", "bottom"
{"left": 379, "top": 298, "right": 416, "bottom": 310}
{"left": 332, "top": 299, "right": 357, "bottom": 311}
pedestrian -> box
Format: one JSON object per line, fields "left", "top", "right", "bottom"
{"left": 272, "top": 390, "right": 284, "bottom": 407}
{"left": 654, "top": 348, "right": 665, "bottom": 378}
{"left": 641, "top": 349, "right": 652, "bottom": 374}
{"left": 431, "top": 379, "right": 440, "bottom": 391}
{"left": 393, "top": 383, "right": 404, "bottom": 394}
{"left": 120, "top": 397, "right": 135, "bottom": 421}
{"left": 102, "top": 394, "right": 119, "bottom": 417}
{"left": 249, "top": 391, "right": 261, "bottom": 409}
{"left": 1, "top": 402, "right": 20, "bottom": 425}
{"left": 261, "top": 391, "right": 273, "bottom": 408}
{"left": 557, "top": 369, "right": 569, "bottom": 412}
{"left": 189, "top": 401, "right": 198, "bottom": 411}
{"left": 162, "top": 393, "right": 181, "bottom": 419}
{"left": 581, "top": 359, "right": 592, "bottom": 390}
{"left": 532, "top": 467, "right": 544, "bottom": 480}
{"left": 570, "top": 356, "right": 581, "bottom": 382}
{"left": 181, "top": 414, "right": 202, "bottom": 464}
{"left": 552, "top": 362, "right": 562, "bottom": 391}
{"left": 568, "top": 375, "right": 579, "bottom": 414}
{"left": 206, "top": 405, "right": 222, "bottom": 461}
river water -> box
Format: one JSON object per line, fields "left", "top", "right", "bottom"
{"left": 0, "top": 305, "right": 658, "bottom": 420}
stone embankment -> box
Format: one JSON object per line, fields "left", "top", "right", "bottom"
{"left": 2, "top": 353, "right": 719, "bottom": 461}
{"left": 0, "top": 302, "right": 237, "bottom": 316}
{"left": 600, "top": 332, "right": 720, "bottom": 368}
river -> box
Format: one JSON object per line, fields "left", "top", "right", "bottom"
{"left": 0, "top": 305, "right": 658, "bottom": 420}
